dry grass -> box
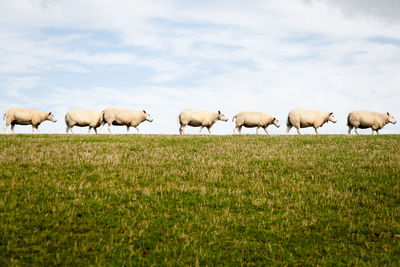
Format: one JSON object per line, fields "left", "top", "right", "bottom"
{"left": 0, "top": 134, "right": 399, "bottom": 265}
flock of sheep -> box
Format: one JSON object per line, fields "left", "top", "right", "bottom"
{"left": 2, "top": 107, "right": 397, "bottom": 135}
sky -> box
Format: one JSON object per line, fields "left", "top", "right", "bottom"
{"left": 1, "top": 0, "right": 400, "bottom": 134}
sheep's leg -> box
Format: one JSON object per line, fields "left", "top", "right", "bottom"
{"left": 126, "top": 126, "right": 130, "bottom": 134}
{"left": 10, "top": 123, "right": 15, "bottom": 134}
{"left": 35, "top": 126, "right": 40, "bottom": 134}
{"left": 4, "top": 122, "right": 10, "bottom": 134}
{"left": 135, "top": 126, "right": 139, "bottom": 134}
{"left": 256, "top": 127, "right": 260, "bottom": 134}
{"left": 377, "top": 129, "right": 380, "bottom": 135}
{"left": 296, "top": 126, "right": 301, "bottom": 135}
{"left": 238, "top": 126, "right": 242, "bottom": 135}
{"left": 348, "top": 126, "right": 352, "bottom": 135}
{"left": 179, "top": 125, "right": 186, "bottom": 135}
{"left": 88, "top": 127, "right": 92, "bottom": 134}
{"left": 199, "top": 126, "right": 204, "bottom": 134}
{"left": 107, "top": 123, "right": 112, "bottom": 134}
{"left": 98, "top": 123, "right": 104, "bottom": 133}
{"left": 67, "top": 125, "right": 74, "bottom": 134}
{"left": 31, "top": 125, "right": 35, "bottom": 134}
{"left": 314, "top": 127, "right": 319, "bottom": 135}
{"left": 355, "top": 128, "right": 359, "bottom": 135}
{"left": 286, "top": 125, "right": 292, "bottom": 134}
{"left": 94, "top": 128, "right": 98, "bottom": 134}
{"left": 207, "top": 127, "right": 212, "bottom": 135}
{"left": 263, "top": 127, "right": 269, "bottom": 135}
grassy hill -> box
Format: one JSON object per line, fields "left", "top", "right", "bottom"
{"left": 0, "top": 134, "right": 399, "bottom": 265}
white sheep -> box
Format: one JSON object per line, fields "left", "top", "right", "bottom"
{"left": 232, "top": 111, "right": 280, "bottom": 134}
{"left": 102, "top": 107, "right": 153, "bottom": 134}
{"left": 286, "top": 109, "right": 337, "bottom": 135}
{"left": 3, "top": 108, "right": 57, "bottom": 134}
{"left": 65, "top": 109, "right": 103, "bottom": 134}
{"left": 178, "top": 109, "right": 228, "bottom": 135}
{"left": 347, "top": 111, "right": 396, "bottom": 135}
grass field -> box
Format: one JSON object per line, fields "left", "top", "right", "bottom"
{"left": 0, "top": 134, "right": 399, "bottom": 265}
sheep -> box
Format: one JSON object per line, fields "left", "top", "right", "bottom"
{"left": 65, "top": 109, "right": 103, "bottom": 134}
{"left": 102, "top": 107, "right": 153, "bottom": 134}
{"left": 3, "top": 108, "right": 57, "bottom": 134}
{"left": 178, "top": 109, "right": 228, "bottom": 135}
{"left": 347, "top": 111, "right": 396, "bottom": 135}
{"left": 232, "top": 111, "right": 280, "bottom": 134}
{"left": 286, "top": 109, "right": 337, "bottom": 135}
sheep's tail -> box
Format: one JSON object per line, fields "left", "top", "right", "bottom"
{"left": 347, "top": 114, "right": 351, "bottom": 127}
{"left": 65, "top": 113, "right": 74, "bottom": 128}
{"left": 178, "top": 114, "right": 181, "bottom": 126}
{"left": 3, "top": 112, "right": 6, "bottom": 120}
{"left": 101, "top": 110, "right": 106, "bottom": 126}
{"left": 286, "top": 116, "right": 291, "bottom": 127}
{"left": 232, "top": 115, "right": 237, "bottom": 122}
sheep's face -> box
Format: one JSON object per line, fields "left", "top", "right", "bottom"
{"left": 273, "top": 118, "right": 280, "bottom": 128}
{"left": 217, "top": 111, "right": 228, "bottom": 122}
{"left": 143, "top": 110, "right": 153, "bottom": 122}
{"left": 328, "top": 112, "right": 337, "bottom": 123}
{"left": 388, "top": 112, "right": 396, "bottom": 124}
{"left": 47, "top": 112, "right": 57, "bottom": 122}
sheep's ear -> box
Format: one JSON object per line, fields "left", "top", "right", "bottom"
{"left": 273, "top": 117, "right": 276, "bottom": 121}
{"left": 330, "top": 112, "right": 333, "bottom": 115}
{"left": 387, "top": 112, "right": 390, "bottom": 116}
{"left": 49, "top": 112, "right": 52, "bottom": 115}
{"left": 143, "top": 110, "right": 146, "bottom": 114}
{"left": 218, "top": 110, "right": 221, "bottom": 114}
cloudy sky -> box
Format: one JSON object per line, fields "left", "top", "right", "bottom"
{"left": 1, "top": 0, "right": 399, "bottom": 134}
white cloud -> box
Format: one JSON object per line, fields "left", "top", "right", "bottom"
{"left": 315, "top": 0, "right": 400, "bottom": 23}
{"left": 6, "top": 76, "right": 41, "bottom": 90}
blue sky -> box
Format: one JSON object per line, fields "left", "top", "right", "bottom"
{"left": 1, "top": 0, "right": 400, "bottom": 134}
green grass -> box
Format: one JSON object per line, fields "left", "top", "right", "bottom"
{"left": 0, "top": 134, "right": 400, "bottom": 265}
